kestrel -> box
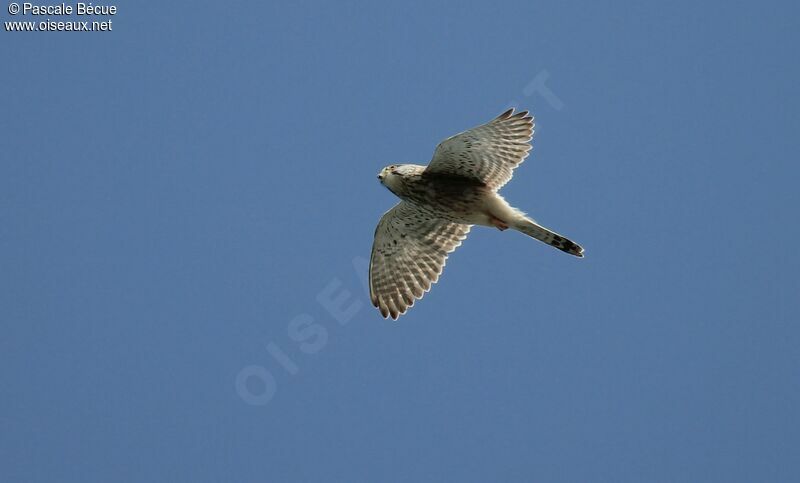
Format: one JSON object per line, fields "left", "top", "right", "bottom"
{"left": 369, "top": 108, "right": 584, "bottom": 319}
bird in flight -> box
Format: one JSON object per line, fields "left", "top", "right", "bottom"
{"left": 369, "top": 108, "right": 584, "bottom": 319}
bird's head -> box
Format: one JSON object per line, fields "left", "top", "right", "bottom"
{"left": 377, "top": 164, "right": 406, "bottom": 193}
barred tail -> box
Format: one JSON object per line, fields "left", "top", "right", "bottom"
{"left": 512, "top": 218, "right": 584, "bottom": 257}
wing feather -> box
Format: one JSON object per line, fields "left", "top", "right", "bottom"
{"left": 425, "top": 108, "right": 534, "bottom": 191}
{"left": 369, "top": 202, "right": 470, "bottom": 319}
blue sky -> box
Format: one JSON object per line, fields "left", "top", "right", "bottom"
{"left": 2, "top": 1, "right": 799, "bottom": 481}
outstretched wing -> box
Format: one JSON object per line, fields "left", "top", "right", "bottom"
{"left": 425, "top": 108, "right": 534, "bottom": 191}
{"left": 369, "top": 201, "right": 471, "bottom": 319}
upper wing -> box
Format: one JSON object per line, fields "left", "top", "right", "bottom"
{"left": 369, "top": 201, "right": 471, "bottom": 319}
{"left": 425, "top": 108, "right": 534, "bottom": 191}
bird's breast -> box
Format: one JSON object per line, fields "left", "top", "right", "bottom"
{"left": 398, "top": 176, "right": 489, "bottom": 223}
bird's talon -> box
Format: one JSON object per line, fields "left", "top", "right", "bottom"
{"left": 490, "top": 216, "right": 509, "bottom": 231}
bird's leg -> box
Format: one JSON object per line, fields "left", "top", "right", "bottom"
{"left": 489, "top": 215, "right": 509, "bottom": 231}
